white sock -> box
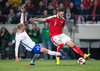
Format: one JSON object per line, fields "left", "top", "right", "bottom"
{"left": 48, "top": 50, "right": 62, "bottom": 56}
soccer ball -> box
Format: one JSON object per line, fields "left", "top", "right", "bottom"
{"left": 78, "top": 57, "right": 86, "bottom": 65}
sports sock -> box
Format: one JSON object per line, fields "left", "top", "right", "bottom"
{"left": 30, "top": 54, "right": 40, "bottom": 64}
{"left": 72, "top": 45, "right": 84, "bottom": 56}
{"left": 57, "top": 44, "right": 63, "bottom": 57}
{"left": 56, "top": 56, "right": 60, "bottom": 65}
{"left": 48, "top": 50, "right": 62, "bottom": 56}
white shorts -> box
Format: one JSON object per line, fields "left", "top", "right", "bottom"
{"left": 51, "top": 33, "right": 71, "bottom": 46}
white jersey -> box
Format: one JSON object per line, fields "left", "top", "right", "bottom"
{"left": 15, "top": 31, "right": 35, "bottom": 57}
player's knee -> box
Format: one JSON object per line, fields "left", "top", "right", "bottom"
{"left": 65, "top": 41, "right": 74, "bottom": 47}
{"left": 56, "top": 40, "right": 63, "bottom": 45}
{"left": 41, "top": 48, "right": 48, "bottom": 53}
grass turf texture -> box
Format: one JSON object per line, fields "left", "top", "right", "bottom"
{"left": 0, "top": 60, "right": 100, "bottom": 71}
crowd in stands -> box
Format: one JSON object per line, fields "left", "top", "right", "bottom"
{"left": 0, "top": 0, "right": 100, "bottom": 24}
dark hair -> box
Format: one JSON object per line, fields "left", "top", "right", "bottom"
{"left": 57, "top": 9, "right": 64, "bottom": 12}
{"left": 0, "top": 27, "right": 9, "bottom": 34}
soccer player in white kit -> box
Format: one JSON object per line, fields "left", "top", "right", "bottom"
{"left": 15, "top": 23, "right": 63, "bottom": 62}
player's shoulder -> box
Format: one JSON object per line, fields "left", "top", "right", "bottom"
{"left": 62, "top": 17, "right": 65, "bottom": 21}
{"left": 46, "top": 15, "right": 56, "bottom": 19}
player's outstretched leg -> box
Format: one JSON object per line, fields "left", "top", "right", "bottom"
{"left": 31, "top": 44, "right": 62, "bottom": 56}
{"left": 28, "top": 54, "right": 40, "bottom": 66}
{"left": 56, "top": 44, "right": 63, "bottom": 65}
{"left": 65, "top": 40, "right": 90, "bottom": 59}
{"left": 40, "top": 48, "right": 62, "bottom": 56}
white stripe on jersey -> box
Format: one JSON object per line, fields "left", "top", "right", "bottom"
{"left": 46, "top": 15, "right": 65, "bottom": 20}
{"left": 62, "top": 17, "right": 65, "bottom": 20}
{"left": 15, "top": 31, "right": 35, "bottom": 57}
{"left": 46, "top": 15, "right": 56, "bottom": 19}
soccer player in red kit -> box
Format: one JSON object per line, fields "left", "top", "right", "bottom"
{"left": 30, "top": 9, "right": 90, "bottom": 65}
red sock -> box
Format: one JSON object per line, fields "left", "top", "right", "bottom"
{"left": 72, "top": 45, "right": 84, "bottom": 57}
{"left": 57, "top": 44, "right": 63, "bottom": 57}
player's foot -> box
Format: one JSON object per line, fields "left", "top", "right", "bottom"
{"left": 56, "top": 57, "right": 60, "bottom": 65}
{"left": 60, "top": 49, "right": 66, "bottom": 56}
{"left": 28, "top": 63, "right": 35, "bottom": 66}
{"left": 84, "top": 53, "right": 90, "bottom": 59}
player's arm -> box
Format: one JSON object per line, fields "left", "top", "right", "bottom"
{"left": 30, "top": 18, "right": 46, "bottom": 22}
{"left": 30, "top": 16, "right": 54, "bottom": 22}
{"left": 15, "top": 37, "right": 21, "bottom": 62}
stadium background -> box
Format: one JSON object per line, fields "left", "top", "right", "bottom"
{"left": 0, "top": 0, "right": 100, "bottom": 60}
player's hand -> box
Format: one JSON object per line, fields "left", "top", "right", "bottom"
{"left": 16, "top": 56, "right": 19, "bottom": 62}
{"left": 30, "top": 18, "right": 36, "bottom": 22}
{"left": 1, "top": 33, "right": 4, "bottom": 37}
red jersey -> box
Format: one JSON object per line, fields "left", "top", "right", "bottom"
{"left": 97, "top": 0, "right": 100, "bottom": 7}
{"left": 46, "top": 15, "right": 65, "bottom": 38}
{"left": 82, "top": 0, "right": 91, "bottom": 7}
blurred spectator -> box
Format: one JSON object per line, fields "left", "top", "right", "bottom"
{"left": 52, "top": 0, "right": 59, "bottom": 8}
{"left": 59, "top": 0, "right": 69, "bottom": 8}
{"left": 42, "top": 0, "right": 50, "bottom": 7}
{"left": 78, "top": 3, "right": 87, "bottom": 15}
{"left": 36, "top": 1, "right": 45, "bottom": 15}
{"left": 8, "top": 0, "right": 23, "bottom": 13}
{"left": 0, "top": 27, "right": 10, "bottom": 59}
{"left": 0, "top": 0, "right": 7, "bottom": 9}
{"left": 25, "top": 0, "right": 35, "bottom": 15}
{"left": 29, "top": 24, "right": 40, "bottom": 43}
{"left": 42, "top": 22, "right": 53, "bottom": 59}
{"left": 59, "top": 3, "right": 65, "bottom": 12}
{"left": 25, "top": 24, "right": 30, "bottom": 34}
{"left": 69, "top": 2, "right": 78, "bottom": 15}
{"left": 43, "top": 9, "right": 48, "bottom": 17}
{"left": 47, "top": 2, "right": 54, "bottom": 15}
{"left": 32, "top": 0, "right": 41, "bottom": 7}
{"left": 87, "top": 0, "right": 100, "bottom": 22}
{"left": 82, "top": 0, "right": 91, "bottom": 10}
{"left": 69, "top": 2, "right": 78, "bottom": 24}
{"left": 77, "top": 3, "right": 87, "bottom": 24}
{"left": 6, "top": 8, "right": 17, "bottom": 24}
{"left": 65, "top": 0, "right": 69, "bottom": 8}
{"left": 52, "top": 8, "right": 57, "bottom": 15}
{"left": 65, "top": 8, "right": 74, "bottom": 31}
{"left": 17, "top": 6, "right": 30, "bottom": 24}
{"left": 66, "top": 8, "right": 72, "bottom": 20}
{"left": 6, "top": 28, "right": 17, "bottom": 59}
{"left": 97, "top": 0, "right": 100, "bottom": 7}
{"left": 0, "top": 10, "right": 6, "bottom": 24}
{"left": 59, "top": 3, "right": 65, "bottom": 9}
{"left": 72, "top": 0, "right": 81, "bottom": 9}
{"left": 16, "top": 5, "right": 22, "bottom": 16}
{"left": 3, "top": 2, "right": 11, "bottom": 15}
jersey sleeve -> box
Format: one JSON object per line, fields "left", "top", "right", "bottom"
{"left": 46, "top": 15, "right": 55, "bottom": 22}
{"left": 15, "top": 36, "right": 21, "bottom": 57}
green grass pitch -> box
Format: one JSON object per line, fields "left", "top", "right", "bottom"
{"left": 0, "top": 60, "right": 100, "bottom": 71}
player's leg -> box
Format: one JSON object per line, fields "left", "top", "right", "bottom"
{"left": 28, "top": 54, "right": 40, "bottom": 66}
{"left": 40, "top": 48, "right": 62, "bottom": 56}
{"left": 51, "top": 35, "right": 65, "bottom": 65}
{"left": 55, "top": 40, "right": 63, "bottom": 65}
{"left": 31, "top": 43, "right": 62, "bottom": 56}
{"left": 65, "top": 40, "right": 84, "bottom": 56}
{"left": 61, "top": 33, "right": 90, "bottom": 59}
{"left": 65, "top": 40, "right": 90, "bottom": 59}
